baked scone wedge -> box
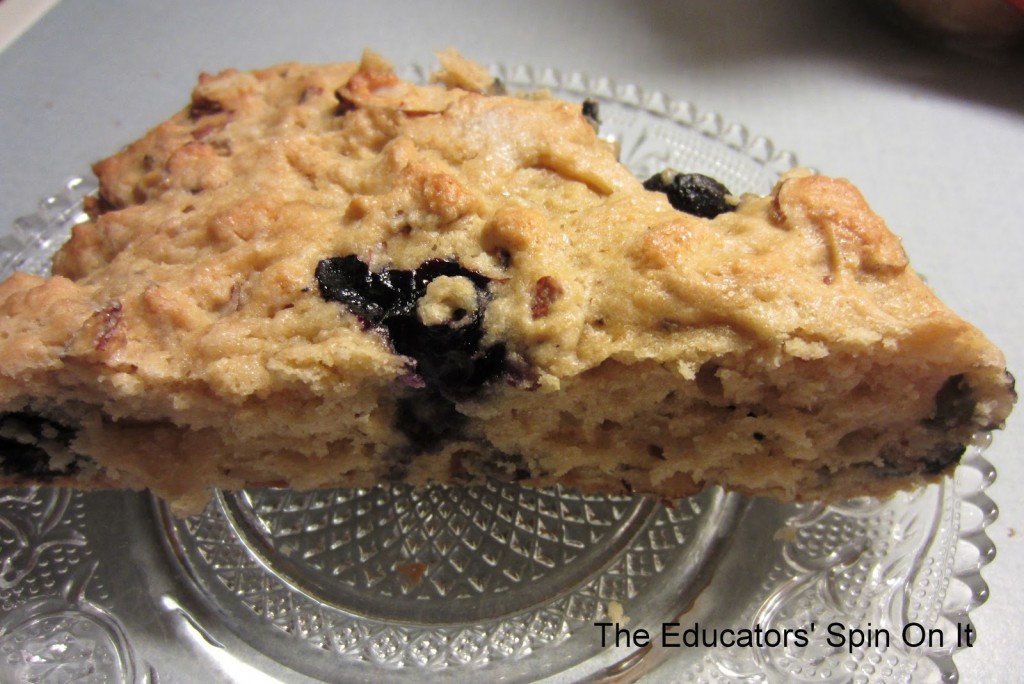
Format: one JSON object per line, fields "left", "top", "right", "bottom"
{"left": 0, "top": 50, "right": 1014, "bottom": 514}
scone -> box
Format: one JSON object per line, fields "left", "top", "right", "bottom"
{"left": 0, "top": 50, "right": 1014, "bottom": 514}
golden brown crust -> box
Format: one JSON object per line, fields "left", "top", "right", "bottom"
{"left": 0, "top": 51, "right": 1013, "bottom": 513}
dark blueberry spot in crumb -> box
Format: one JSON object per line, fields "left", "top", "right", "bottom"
{"left": 382, "top": 450, "right": 413, "bottom": 482}
{"left": 920, "top": 442, "right": 966, "bottom": 475}
{"left": 502, "top": 351, "right": 540, "bottom": 390}
{"left": 643, "top": 170, "right": 734, "bottom": 219}
{"left": 491, "top": 451, "right": 530, "bottom": 480}
{"left": 874, "top": 460, "right": 909, "bottom": 478}
{"left": 448, "top": 449, "right": 532, "bottom": 483}
{"left": 412, "top": 259, "right": 491, "bottom": 292}
{"left": 876, "top": 439, "right": 965, "bottom": 478}
{"left": 0, "top": 411, "right": 81, "bottom": 480}
{"left": 316, "top": 255, "right": 510, "bottom": 451}
{"left": 753, "top": 432, "right": 766, "bottom": 442}
{"left": 582, "top": 99, "right": 600, "bottom": 130}
{"left": 395, "top": 391, "right": 466, "bottom": 451}
{"left": 925, "top": 374, "right": 976, "bottom": 430}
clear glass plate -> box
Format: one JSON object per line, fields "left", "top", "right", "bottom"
{"left": 0, "top": 64, "right": 998, "bottom": 684}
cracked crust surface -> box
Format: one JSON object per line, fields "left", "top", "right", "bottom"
{"left": 0, "top": 50, "right": 1014, "bottom": 513}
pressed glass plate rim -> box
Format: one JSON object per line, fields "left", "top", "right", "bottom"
{"left": 0, "top": 61, "right": 999, "bottom": 683}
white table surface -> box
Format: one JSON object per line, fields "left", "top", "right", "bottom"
{"left": 1, "top": 1, "right": 1021, "bottom": 681}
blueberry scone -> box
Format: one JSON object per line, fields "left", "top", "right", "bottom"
{"left": 0, "top": 50, "right": 1014, "bottom": 513}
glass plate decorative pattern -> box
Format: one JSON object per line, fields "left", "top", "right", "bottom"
{"left": 0, "top": 64, "right": 998, "bottom": 684}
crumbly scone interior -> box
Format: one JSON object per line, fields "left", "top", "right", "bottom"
{"left": 0, "top": 50, "right": 1013, "bottom": 513}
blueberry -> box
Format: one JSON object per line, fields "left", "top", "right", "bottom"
{"left": 643, "top": 171, "right": 733, "bottom": 219}
{"left": 925, "top": 374, "right": 976, "bottom": 431}
{"left": 920, "top": 442, "right": 966, "bottom": 475}
{"left": 0, "top": 411, "right": 82, "bottom": 480}
{"left": 315, "top": 256, "right": 416, "bottom": 323}
{"left": 394, "top": 390, "right": 466, "bottom": 452}
{"left": 412, "top": 259, "right": 490, "bottom": 293}
{"left": 315, "top": 256, "right": 509, "bottom": 449}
